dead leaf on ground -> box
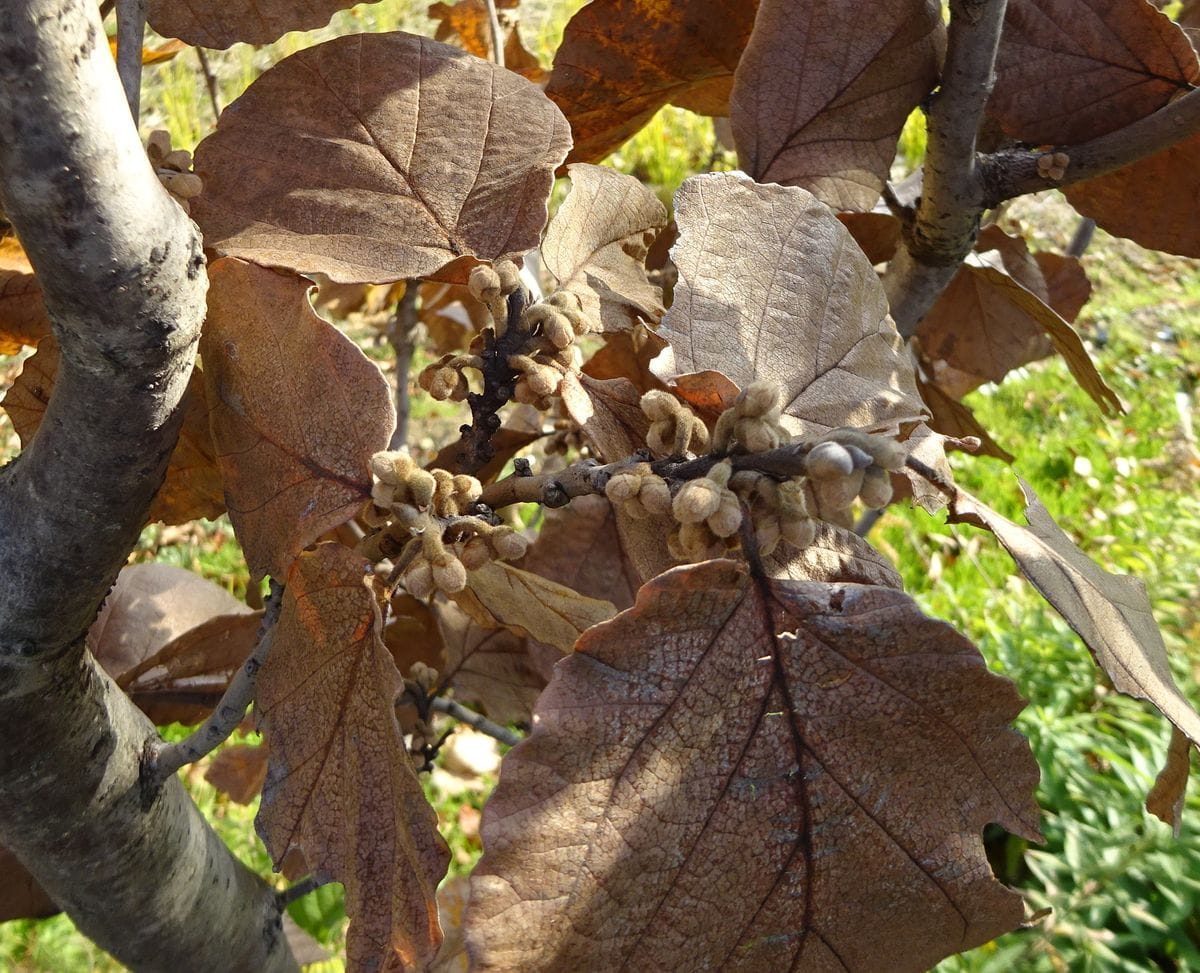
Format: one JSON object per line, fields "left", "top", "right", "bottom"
{"left": 453, "top": 560, "right": 616, "bottom": 653}
{"left": 147, "top": 0, "right": 375, "bottom": 49}
{"left": 541, "top": 164, "right": 667, "bottom": 333}
{"left": 951, "top": 479, "right": 1200, "bottom": 779}
{"left": 201, "top": 259, "right": 394, "bottom": 581}
{"left": 193, "top": 32, "right": 571, "bottom": 284}
{"left": 1146, "top": 727, "right": 1193, "bottom": 835}
{"left": 546, "top": 0, "right": 759, "bottom": 164}
{"left": 466, "top": 561, "right": 1040, "bottom": 972}
{"left": 256, "top": 544, "right": 449, "bottom": 972}
{"left": 5, "top": 338, "right": 224, "bottom": 524}
{"left": 731, "top": 0, "right": 943, "bottom": 211}
{"left": 991, "top": 0, "right": 1198, "bottom": 144}
{"left": 652, "top": 172, "right": 926, "bottom": 437}
{"left": 206, "top": 742, "right": 269, "bottom": 805}
{"left": 0, "top": 236, "right": 50, "bottom": 354}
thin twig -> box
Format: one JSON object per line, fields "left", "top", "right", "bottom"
{"left": 388, "top": 282, "right": 421, "bottom": 451}
{"left": 483, "top": 0, "right": 505, "bottom": 68}
{"left": 276, "top": 875, "right": 328, "bottom": 908}
{"left": 143, "top": 581, "right": 284, "bottom": 790}
{"left": 115, "top": 0, "right": 147, "bottom": 121}
{"left": 195, "top": 47, "right": 221, "bottom": 120}
{"left": 430, "top": 697, "right": 521, "bottom": 747}
{"left": 98, "top": 0, "right": 116, "bottom": 19}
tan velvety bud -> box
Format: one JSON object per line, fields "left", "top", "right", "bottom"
{"left": 805, "top": 441, "right": 855, "bottom": 479}
{"left": 1052, "top": 152, "right": 1069, "bottom": 168}
{"left": 361, "top": 501, "right": 391, "bottom": 529}
{"left": 735, "top": 382, "right": 779, "bottom": 419}
{"left": 449, "top": 371, "right": 470, "bottom": 401}
{"left": 755, "top": 516, "right": 781, "bottom": 556}
{"left": 407, "top": 469, "right": 437, "bottom": 508}
{"left": 707, "top": 494, "right": 742, "bottom": 538}
{"left": 679, "top": 521, "right": 720, "bottom": 560}
{"left": 735, "top": 416, "right": 782, "bottom": 453}
{"left": 544, "top": 314, "right": 574, "bottom": 350}
{"left": 868, "top": 438, "right": 906, "bottom": 471}
{"left": 433, "top": 556, "right": 468, "bottom": 594}
{"left": 513, "top": 377, "right": 540, "bottom": 405}
{"left": 371, "top": 480, "right": 395, "bottom": 507}
{"left": 777, "top": 479, "right": 808, "bottom": 519}
{"left": 640, "top": 389, "right": 681, "bottom": 422}
{"left": 459, "top": 535, "right": 492, "bottom": 571}
{"left": 404, "top": 558, "right": 435, "bottom": 600}
{"left": 546, "top": 290, "right": 589, "bottom": 333}
{"left": 491, "top": 527, "right": 528, "bottom": 560}
{"left": 711, "top": 409, "right": 737, "bottom": 453}
{"left": 605, "top": 471, "right": 642, "bottom": 502}
{"left": 638, "top": 476, "right": 672, "bottom": 516}
{"left": 781, "top": 516, "right": 816, "bottom": 549}
{"left": 859, "top": 465, "right": 893, "bottom": 509}
{"left": 392, "top": 503, "right": 423, "bottom": 530}
{"left": 706, "top": 459, "right": 733, "bottom": 489}
{"left": 429, "top": 366, "right": 460, "bottom": 400}
{"left": 163, "top": 149, "right": 193, "bottom": 171}
{"left": 667, "top": 528, "right": 689, "bottom": 562}
{"left": 526, "top": 364, "right": 560, "bottom": 399}
{"left": 495, "top": 260, "right": 522, "bottom": 295}
{"left": 673, "top": 478, "right": 722, "bottom": 523}
{"left": 622, "top": 496, "right": 652, "bottom": 520}
{"left": 468, "top": 264, "right": 502, "bottom": 303}
{"left": 370, "top": 451, "right": 400, "bottom": 483}
{"left": 160, "top": 171, "right": 203, "bottom": 199}
{"left": 524, "top": 305, "right": 574, "bottom": 349}
{"left": 431, "top": 469, "right": 456, "bottom": 513}
{"left": 146, "top": 129, "right": 171, "bottom": 164}
{"left": 646, "top": 420, "right": 676, "bottom": 457}
{"left": 814, "top": 468, "right": 864, "bottom": 513}
{"left": 417, "top": 362, "right": 439, "bottom": 391}
{"left": 452, "top": 475, "right": 482, "bottom": 505}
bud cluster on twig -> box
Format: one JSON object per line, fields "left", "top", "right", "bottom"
{"left": 146, "top": 130, "right": 202, "bottom": 212}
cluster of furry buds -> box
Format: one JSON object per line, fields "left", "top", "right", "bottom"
{"left": 604, "top": 462, "right": 672, "bottom": 520}
{"left": 363, "top": 450, "right": 527, "bottom": 598}
{"left": 467, "top": 261, "right": 523, "bottom": 327}
{"left": 146, "top": 130, "right": 202, "bottom": 212}
{"left": 712, "top": 384, "right": 791, "bottom": 453}
{"left": 665, "top": 459, "right": 744, "bottom": 560}
{"left": 418, "top": 352, "right": 478, "bottom": 402}
{"left": 1037, "top": 151, "right": 1069, "bottom": 181}
{"left": 801, "top": 428, "right": 906, "bottom": 522}
{"left": 640, "top": 390, "right": 709, "bottom": 457}
{"left": 728, "top": 471, "right": 815, "bottom": 557}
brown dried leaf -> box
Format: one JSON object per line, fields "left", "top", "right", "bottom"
{"left": 428, "top": 425, "right": 543, "bottom": 482}
{"left": 434, "top": 601, "right": 558, "bottom": 725}
{"left": 193, "top": 33, "right": 571, "bottom": 284}
{"left": 546, "top": 0, "right": 759, "bottom": 164}
{"left": 419, "top": 282, "right": 493, "bottom": 356}
{"left": 1064, "top": 132, "right": 1200, "bottom": 258}
{"left": 731, "top": 0, "right": 943, "bottom": 211}
{"left": 0, "top": 846, "right": 58, "bottom": 922}
{"left": 454, "top": 560, "right": 617, "bottom": 653}
{"left": 916, "top": 373, "right": 1015, "bottom": 464}
{"left": 467, "top": 561, "right": 1040, "bottom": 971}
{"left": 991, "top": 0, "right": 1199, "bottom": 144}
{"left": 1146, "top": 727, "right": 1192, "bottom": 836}
{"left": 837, "top": 211, "right": 901, "bottom": 265}
{"left": 652, "top": 173, "right": 925, "bottom": 437}
{"left": 256, "top": 544, "right": 449, "bottom": 972}
{"left": 4, "top": 338, "right": 224, "bottom": 524}
{"left": 541, "top": 164, "right": 667, "bottom": 333}
{"left": 147, "top": 0, "right": 371, "bottom": 48}
{"left": 428, "top": 0, "right": 514, "bottom": 58}
{"left": 766, "top": 521, "right": 904, "bottom": 589}
{"left": 201, "top": 259, "right": 394, "bottom": 580}
{"left": 206, "top": 743, "right": 269, "bottom": 805}
{"left": 951, "top": 480, "right": 1200, "bottom": 762}
{"left": 563, "top": 373, "right": 650, "bottom": 463}
{"left": 1035, "top": 252, "right": 1092, "bottom": 324}
{"left": 523, "top": 494, "right": 641, "bottom": 611}
{"left": 976, "top": 226, "right": 1050, "bottom": 303}
{"left": 0, "top": 236, "right": 50, "bottom": 354}
{"left": 582, "top": 323, "right": 669, "bottom": 393}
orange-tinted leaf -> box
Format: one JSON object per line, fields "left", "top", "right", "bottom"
{"left": 541, "top": 164, "right": 667, "bottom": 332}
{"left": 731, "top": 0, "right": 942, "bottom": 211}
{"left": 582, "top": 323, "right": 669, "bottom": 393}
{"left": 1064, "top": 132, "right": 1200, "bottom": 258}
{"left": 147, "top": 0, "right": 372, "bottom": 49}
{"left": 1035, "top": 251, "right": 1092, "bottom": 324}
{"left": 107, "top": 36, "right": 188, "bottom": 64}
{"left": 193, "top": 33, "right": 571, "bottom": 284}
{"left": 206, "top": 743, "right": 269, "bottom": 805}
{"left": 546, "top": 0, "right": 759, "bottom": 164}
{"left": 201, "top": 259, "right": 394, "bottom": 580}
{"left": 652, "top": 173, "right": 925, "bottom": 436}
{"left": 991, "top": 0, "right": 1198, "bottom": 143}
{"left": 434, "top": 601, "right": 558, "bottom": 725}
{"left": 951, "top": 480, "right": 1200, "bottom": 762}
{"left": 428, "top": 425, "right": 543, "bottom": 482}
{"left": 0, "top": 847, "right": 57, "bottom": 922}
{"left": 838, "top": 211, "right": 901, "bottom": 265}
{"left": 454, "top": 560, "right": 616, "bottom": 653}
{"left": 467, "top": 561, "right": 1040, "bottom": 971}
{"left": 1146, "top": 727, "right": 1192, "bottom": 835}
{"left": 0, "top": 236, "right": 50, "bottom": 354}
{"left": 419, "top": 282, "right": 493, "bottom": 356}
{"left": 4, "top": 338, "right": 223, "bottom": 523}
{"left": 502, "top": 25, "right": 547, "bottom": 85}
{"left": 916, "top": 374, "right": 1015, "bottom": 463}
{"left": 256, "top": 544, "right": 449, "bottom": 972}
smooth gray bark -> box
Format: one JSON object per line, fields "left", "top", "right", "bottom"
{"left": 0, "top": 2, "right": 296, "bottom": 969}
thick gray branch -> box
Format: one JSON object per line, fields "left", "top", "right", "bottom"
{"left": 0, "top": 2, "right": 295, "bottom": 969}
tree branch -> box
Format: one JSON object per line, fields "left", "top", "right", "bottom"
{"left": 484, "top": 0, "right": 505, "bottom": 68}
{"left": 430, "top": 697, "right": 521, "bottom": 747}
{"left": 883, "top": 0, "right": 1008, "bottom": 337}
{"left": 388, "top": 281, "right": 420, "bottom": 451}
{"left": 115, "top": 0, "right": 146, "bottom": 119}
{"left": 145, "top": 582, "right": 284, "bottom": 789}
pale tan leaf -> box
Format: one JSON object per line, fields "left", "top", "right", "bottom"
{"left": 541, "top": 164, "right": 667, "bottom": 333}
{"left": 256, "top": 544, "right": 449, "bottom": 972}
{"left": 991, "top": 0, "right": 1199, "bottom": 144}
{"left": 205, "top": 743, "right": 269, "bottom": 805}
{"left": 454, "top": 560, "right": 616, "bottom": 653}
{"left": 765, "top": 521, "right": 904, "bottom": 589}
{"left": 147, "top": 0, "right": 374, "bottom": 48}
{"left": 467, "top": 561, "right": 1040, "bottom": 972}
{"left": 193, "top": 33, "right": 571, "bottom": 284}
{"left": 951, "top": 480, "right": 1200, "bottom": 757}
{"left": 652, "top": 173, "right": 925, "bottom": 436}
{"left": 546, "top": 0, "right": 759, "bottom": 164}
{"left": 563, "top": 373, "right": 650, "bottom": 463}
{"left": 731, "top": 0, "right": 943, "bottom": 211}
{"left": 1146, "top": 727, "right": 1192, "bottom": 836}
{"left": 201, "top": 259, "right": 394, "bottom": 580}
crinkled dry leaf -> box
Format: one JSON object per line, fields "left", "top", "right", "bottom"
{"left": 454, "top": 560, "right": 616, "bottom": 653}
{"left": 916, "top": 373, "right": 1014, "bottom": 464}
{"left": 256, "top": 544, "right": 449, "bottom": 972}
{"left": 541, "top": 164, "right": 667, "bottom": 333}
{"left": 4, "top": 338, "right": 223, "bottom": 524}
{"left": 147, "top": 0, "right": 372, "bottom": 48}
{"left": 991, "top": 0, "right": 1198, "bottom": 144}
{"left": 765, "top": 521, "right": 904, "bottom": 589}
{"left": 467, "top": 561, "right": 1040, "bottom": 972}
{"left": 975, "top": 226, "right": 1050, "bottom": 303}
{"left": 582, "top": 324, "right": 669, "bottom": 393}
{"left": 1035, "top": 251, "right": 1092, "bottom": 324}
{"left": 731, "top": 0, "right": 943, "bottom": 211}
{"left": 951, "top": 479, "right": 1200, "bottom": 766}
{"left": 419, "top": 282, "right": 492, "bottom": 356}
{"left": 206, "top": 743, "right": 269, "bottom": 805}
{"left": 201, "top": 259, "right": 394, "bottom": 580}
{"left": 434, "top": 601, "right": 559, "bottom": 725}
{"left": 546, "top": 0, "right": 759, "bottom": 163}
{"left": 837, "top": 211, "right": 901, "bottom": 265}
{"left": 0, "top": 846, "right": 57, "bottom": 922}
{"left": 653, "top": 173, "right": 925, "bottom": 437}
{"left": 0, "top": 236, "right": 50, "bottom": 354}
{"left": 563, "top": 373, "right": 650, "bottom": 463}
{"left": 1146, "top": 727, "right": 1192, "bottom": 836}
{"left": 1064, "top": 132, "right": 1200, "bottom": 259}
{"left": 193, "top": 33, "right": 571, "bottom": 284}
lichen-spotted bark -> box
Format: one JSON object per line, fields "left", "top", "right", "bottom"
{"left": 466, "top": 560, "right": 1040, "bottom": 972}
